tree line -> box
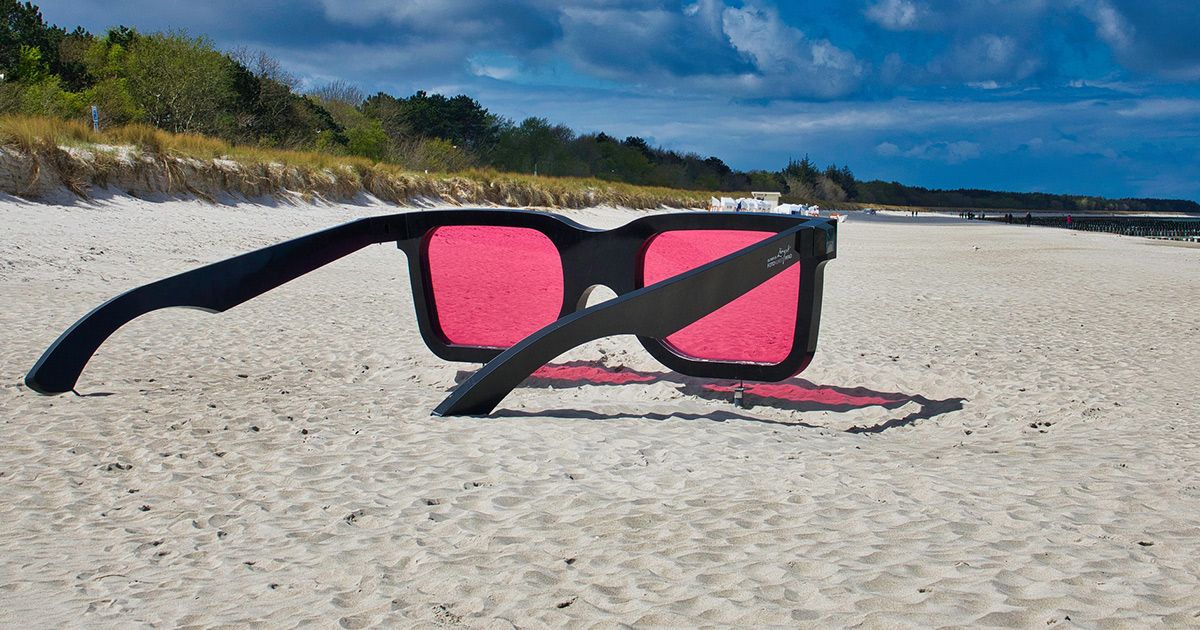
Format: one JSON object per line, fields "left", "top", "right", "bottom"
{"left": 2, "top": 1, "right": 1196, "bottom": 212}
{"left": 854, "top": 181, "right": 1197, "bottom": 214}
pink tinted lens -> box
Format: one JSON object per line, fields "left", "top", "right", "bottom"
{"left": 641, "top": 230, "right": 800, "bottom": 364}
{"left": 426, "top": 225, "right": 563, "bottom": 348}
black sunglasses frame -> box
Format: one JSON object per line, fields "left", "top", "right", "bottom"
{"left": 401, "top": 210, "right": 834, "bottom": 382}
{"left": 25, "top": 209, "right": 836, "bottom": 416}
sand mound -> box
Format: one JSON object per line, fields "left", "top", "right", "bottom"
{"left": 0, "top": 143, "right": 697, "bottom": 210}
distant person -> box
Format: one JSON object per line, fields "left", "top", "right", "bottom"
{"left": 736, "top": 200, "right": 743, "bottom": 212}
{"left": 1066, "top": 214, "right": 1073, "bottom": 228}
{"left": 1025, "top": 212, "right": 1032, "bottom": 226}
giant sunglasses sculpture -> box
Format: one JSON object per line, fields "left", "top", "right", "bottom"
{"left": 26, "top": 209, "right": 836, "bottom": 416}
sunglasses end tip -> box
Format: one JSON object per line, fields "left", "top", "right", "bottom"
{"left": 23, "top": 368, "right": 68, "bottom": 396}
{"left": 432, "top": 395, "right": 497, "bottom": 418}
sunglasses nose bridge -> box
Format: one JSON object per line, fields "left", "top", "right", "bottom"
{"left": 559, "top": 230, "right": 641, "bottom": 314}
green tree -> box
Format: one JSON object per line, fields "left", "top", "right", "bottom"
{"left": 53, "top": 26, "right": 91, "bottom": 90}
{"left": 17, "top": 74, "right": 78, "bottom": 117}
{"left": 69, "top": 33, "right": 139, "bottom": 126}
{"left": 83, "top": 33, "right": 129, "bottom": 79}
{"left": 361, "top": 92, "right": 407, "bottom": 137}
{"left": 13, "top": 43, "right": 46, "bottom": 81}
{"left": 838, "top": 165, "right": 857, "bottom": 199}
{"left": 747, "top": 170, "right": 785, "bottom": 192}
{"left": 493, "top": 117, "right": 578, "bottom": 175}
{"left": 123, "top": 31, "right": 233, "bottom": 133}
{"left": 1, "top": 1, "right": 56, "bottom": 77}
{"left": 600, "top": 141, "right": 652, "bottom": 183}
{"left": 388, "top": 90, "right": 499, "bottom": 153}
{"left": 409, "top": 137, "right": 474, "bottom": 172}
{"left": 345, "top": 118, "right": 388, "bottom": 161}
{"left": 781, "top": 155, "right": 820, "bottom": 198}
{"left": 78, "top": 77, "right": 139, "bottom": 125}
{"left": 622, "top": 136, "right": 653, "bottom": 159}
{"left": 105, "top": 25, "right": 137, "bottom": 48}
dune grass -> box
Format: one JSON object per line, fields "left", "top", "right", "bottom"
{"left": 0, "top": 115, "right": 713, "bottom": 209}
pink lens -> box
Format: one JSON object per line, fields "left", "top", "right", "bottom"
{"left": 426, "top": 225, "right": 563, "bottom": 348}
{"left": 641, "top": 230, "right": 800, "bottom": 364}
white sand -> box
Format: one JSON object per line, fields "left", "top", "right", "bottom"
{"left": 1, "top": 194, "right": 1198, "bottom": 627}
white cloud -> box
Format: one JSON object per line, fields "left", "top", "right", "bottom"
{"left": 468, "top": 56, "right": 520, "bottom": 81}
{"left": 1115, "top": 99, "right": 1200, "bottom": 119}
{"left": 1075, "top": 0, "right": 1134, "bottom": 51}
{"left": 980, "top": 35, "right": 1016, "bottom": 65}
{"left": 316, "top": 0, "right": 473, "bottom": 28}
{"left": 721, "top": 5, "right": 804, "bottom": 73}
{"left": 942, "top": 140, "right": 982, "bottom": 163}
{"left": 888, "top": 140, "right": 983, "bottom": 163}
{"left": 876, "top": 141, "right": 901, "bottom": 156}
{"left": 865, "top": 0, "right": 922, "bottom": 30}
{"left": 720, "top": 2, "right": 863, "bottom": 98}
{"left": 931, "top": 33, "right": 1043, "bottom": 82}
{"left": 1064, "top": 78, "right": 1143, "bottom": 94}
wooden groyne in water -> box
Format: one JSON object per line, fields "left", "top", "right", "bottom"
{"left": 981, "top": 215, "right": 1200, "bottom": 242}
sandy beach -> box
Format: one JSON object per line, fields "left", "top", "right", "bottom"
{"left": 2, "top": 194, "right": 1199, "bottom": 627}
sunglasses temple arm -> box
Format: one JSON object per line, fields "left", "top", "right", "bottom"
{"left": 433, "top": 225, "right": 812, "bottom": 417}
{"left": 24, "top": 215, "right": 410, "bottom": 395}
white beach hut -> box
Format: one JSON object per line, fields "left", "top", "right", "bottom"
{"left": 751, "top": 191, "right": 781, "bottom": 212}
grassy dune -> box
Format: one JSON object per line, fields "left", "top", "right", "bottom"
{"left": 0, "top": 115, "right": 712, "bottom": 209}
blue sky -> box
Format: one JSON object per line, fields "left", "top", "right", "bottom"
{"left": 39, "top": 0, "right": 1200, "bottom": 201}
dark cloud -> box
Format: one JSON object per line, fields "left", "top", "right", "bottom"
{"left": 550, "top": 1, "right": 864, "bottom": 98}
{"left": 40, "top": 0, "right": 362, "bottom": 46}
{"left": 314, "top": 0, "right": 563, "bottom": 53}
{"left": 862, "top": 0, "right": 1200, "bottom": 85}
{"left": 1089, "top": 1, "right": 1200, "bottom": 80}
{"left": 556, "top": 3, "right": 751, "bottom": 80}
